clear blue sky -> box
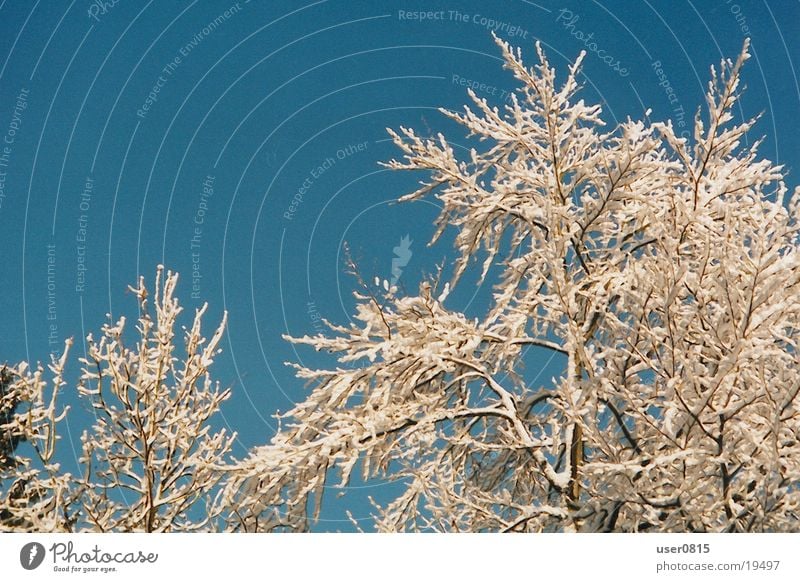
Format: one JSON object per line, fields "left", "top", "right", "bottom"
{"left": 0, "top": 0, "right": 798, "bottom": 530}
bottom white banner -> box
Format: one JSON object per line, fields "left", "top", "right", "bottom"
{"left": 1, "top": 533, "right": 796, "bottom": 581}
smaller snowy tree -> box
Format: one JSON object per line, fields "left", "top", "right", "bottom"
{"left": 75, "top": 266, "right": 234, "bottom": 532}
{"left": 0, "top": 348, "right": 74, "bottom": 531}
{"left": 1, "top": 266, "right": 234, "bottom": 532}
{"left": 0, "top": 367, "right": 19, "bottom": 467}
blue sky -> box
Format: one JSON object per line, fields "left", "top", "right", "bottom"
{"left": 0, "top": 0, "right": 798, "bottom": 530}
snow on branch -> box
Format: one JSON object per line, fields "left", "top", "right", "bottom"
{"left": 225, "top": 37, "right": 800, "bottom": 532}
{"left": 1, "top": 267, "right": 234, "bottom": 532}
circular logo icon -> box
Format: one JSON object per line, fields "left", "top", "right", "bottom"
{"left": 19, "top": 542, "right": 46, "bottom": 570}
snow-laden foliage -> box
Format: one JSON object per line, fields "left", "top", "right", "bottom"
{"left": 0, "top": 349, "right": 73, "bottom": 531}
{"left": 224, "top": 37, "right": 800, "bottom": 532}
{"left": 0, "top": 267, "right": 233, "bottom": 531}
{"left": 75, "top": 266, "right": 233, "bottom": 532}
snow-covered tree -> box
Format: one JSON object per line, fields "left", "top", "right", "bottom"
{"left": 0, "top": 367, "right": 19, "bottom": 468}
{"left": 223, "top": 36, "right": 800, "bottom": 532}
{"left": 0, "top": 347, "right": 73, "bottom": 531}
{"left": 75, "top": 266, "right": 233, "bottom": 532}
{"left": 0, "top": 267, "right": 233, "bottom": 532}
